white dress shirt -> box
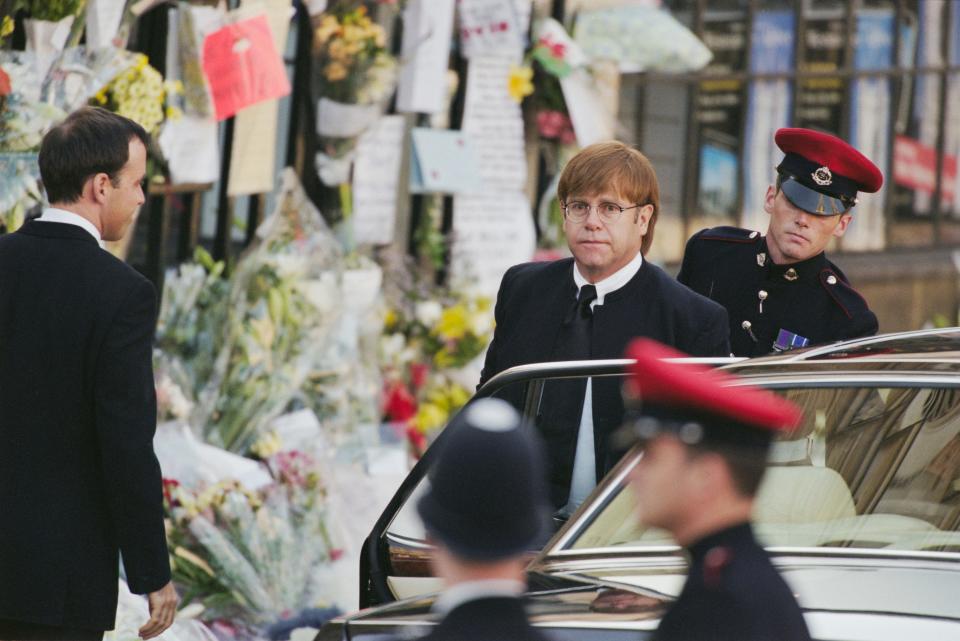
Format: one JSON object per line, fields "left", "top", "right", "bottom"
{"left": 432, "top": 579, "right": 526, "bottom": 615}
{"left": 36, "top": 207, "right": 105, "bottom": 249}
{"left": 561, "top": 251, "right": 644, "bottom": 517}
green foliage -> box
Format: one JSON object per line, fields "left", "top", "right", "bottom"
{"left": 15, "top": 0, "right": 84, "bottom": 21}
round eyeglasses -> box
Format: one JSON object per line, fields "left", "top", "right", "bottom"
{"left": 562, "top": 201, "right": 644, "bottom": 223}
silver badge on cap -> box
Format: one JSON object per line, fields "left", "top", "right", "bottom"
{"left": 812, "top": 166, "right": 833, "bottom": 186}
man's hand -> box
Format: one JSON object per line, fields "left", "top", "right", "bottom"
{"left": 139, "top": 581, "right": 179, "bottom": 640}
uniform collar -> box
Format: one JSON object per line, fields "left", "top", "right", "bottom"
{"left": 759, "top": 238, "right": 828, "bottom": 284}
{"left": 433, "top": 579, "right": 526, "bottom": 615}
{"left": 686, "top": 521, "right": 755, "bottom": 562}
{"left": 37, "top": 207, "right": 105, "bottom": 249}
{"left": 572, "top": 251, "right": 644, "bottom": 305}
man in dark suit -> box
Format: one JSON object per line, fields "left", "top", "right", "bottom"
{"left": 478, "top": 141, "right": 730, "bottom": 514}
{"left": 678, "top": 128, "right": 880, "bottom": 356}
{"left": 414, "top": 398, "right": 551, "bottom": 641}
{"left": 0, "top": 107, "right": 177, "bottom": 640}
{"left": 615, "top": 339, "right": 811, "bottom": 641}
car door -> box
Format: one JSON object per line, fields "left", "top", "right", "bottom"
{"left": 358, "top": 361, "right": 635, "bottom": 607}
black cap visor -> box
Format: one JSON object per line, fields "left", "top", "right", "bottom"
{"left": 780, "top": 176, "right": 854, "bottom": 216}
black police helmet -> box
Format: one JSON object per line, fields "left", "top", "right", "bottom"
{"left": 417, "top": 398, "right": 551, "bottom": 562}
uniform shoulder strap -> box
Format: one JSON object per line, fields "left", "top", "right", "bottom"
{"left": 819, "top": 267, "right": 871, "bottom": 319}
{"left": 697, "top": 226, "right": 763, "bottom": 244}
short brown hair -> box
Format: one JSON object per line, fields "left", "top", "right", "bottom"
{"left": 39, "top": 106, "right": 149, "bottom": 204}
{"left": 557, "top": 141, "right": 661, "bottom": 254}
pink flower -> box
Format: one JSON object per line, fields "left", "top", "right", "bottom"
{"left": 537, "top": 110, "right": 566, "bottom": 139}
{"left": 409, "top": 363, "right": 429, "bottom": 390}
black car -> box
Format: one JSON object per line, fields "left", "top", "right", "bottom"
{"left": 323, "top": 329, "right": 960, "bottom": 641}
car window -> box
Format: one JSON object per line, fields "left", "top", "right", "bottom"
{"left": 565, "top": 385, "right": 960, "bottom": 554}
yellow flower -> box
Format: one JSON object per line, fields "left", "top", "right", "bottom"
{"left": 165, "top": 105, "right": 183, "bottom": 120}
{"left": 328, "top": 39, "right": 348, "bottom": 62}
{"left": 315, "top": 15, "right": 341, "bottom": 44}
{"left": 507, "top": 64, "right": 534, "bottom": 103}
{"left": 447, "top": 384, "right": 470, "bottom": 410}
{"left": 411, "top": 402, "right": 447, "bottom": 434}
{"left": 434, "top": 304, "right": 469, "bottom": 341}
{"left": 1, "top": 15, "right": 14, "bottom": 39}
{"left": 250, "top": 430, "right": 283, "bottom": 458}
{"left": 324, "top": 61, "right": 348, "bottom": 82}
{"left": 384, "top": 308, "right": 398, "bottom": 329}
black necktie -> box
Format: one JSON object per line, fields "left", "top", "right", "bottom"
{"left": 562, "top": 284, "right": 597, "bottom": 360}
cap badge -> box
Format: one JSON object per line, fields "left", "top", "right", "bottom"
{"left": 812, "top": 166, "right": 833, "bottom": 186}
{"left": 784, "top": 268, "right": 798, "bottom": 281}
{"left": 756, "top": 252, "right": 766, "bottom": 267}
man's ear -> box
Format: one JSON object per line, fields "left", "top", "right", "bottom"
{"left": 89, "top": 172, "right": 111, "bottom": 204}
{"left": 635, "top": 203, "right": 653, "bottom": 233}
{"left": 763, "top": 185, "right": 777, "bottom": 215}
{"left": 832, "top": 213, "right": 853, "bottom": 238}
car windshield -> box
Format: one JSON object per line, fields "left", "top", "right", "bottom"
{"left": 563, "top": 383, "right": 960, "bottom": 554}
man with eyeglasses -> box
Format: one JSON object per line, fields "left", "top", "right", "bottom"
{"left": 678, "top": 128, "right": 880, "bottom": 357}
{"left": 479, "top": 141, "right": 729, "bottom": 518}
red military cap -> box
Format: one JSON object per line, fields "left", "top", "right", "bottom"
{"left": 774, "top": 127, "right": 883, "bottom": 217}
{"left": 614, "top": 339, "right": 803, "bottom": 449}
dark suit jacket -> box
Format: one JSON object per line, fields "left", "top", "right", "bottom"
{"left": 0, "top": 221, "right": 170, "bottom": 632}
{"left": 417, "top": 597, "right": 549, "bottom": 641}
{"left": 479, "top": 258, "right": 730, "bottom": 506}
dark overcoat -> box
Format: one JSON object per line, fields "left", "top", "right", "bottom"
{"left": 0, "top": 221, "right": 170, "bottom": 632}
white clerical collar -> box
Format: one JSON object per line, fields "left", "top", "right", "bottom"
{"left": 573, "top": 251, "right": 643, "bottom": 305}
{"left": 37, "top": 207, "right": 105, "bottom": 249}
{"left": 432, "top": 579, "right": 525, "bottom": 615}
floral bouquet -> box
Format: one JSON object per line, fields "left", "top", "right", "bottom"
{"left": 91, "top": 52, "right": 182, "bottom": 137}
{"left": 155, "top": 248, "right": 231, "bottom": 403}
{"left": 163, "top": 450, "right": 340, "bottom": 631}
{"left": 312, "top": 2, "right": 397, "bottom": 184}
{"left": 195, "top": 170, "right": 344, "bottom": 454}
{"left": 379, "top": 282, "right": 493, "bottom": 454}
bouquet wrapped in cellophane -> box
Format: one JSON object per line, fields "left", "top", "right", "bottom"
{"left": 163, "top": 449, "right": 342, "bottom": 633}
{"left": 156, "top": 248, "right": 231, "bottom": 406}
{"left": 195, "top": 170, "right": 344, "bottom": 453}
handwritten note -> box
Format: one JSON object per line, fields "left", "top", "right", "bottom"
{"left": 352, "top": 115, "right": 406, "bottom": 245}
{"left": 461, "top": 55, "right": 527, "bottom": 190}
{"left": 457, "top": 0, "right": 526, "bottom": 58}
{"left": 228, "top": 0, "right": 292, "bottom": 196}
{"left": 202, "top": 13, "right": 290, "bottom": 120}
{"left": 453, "top": 52, "right": 534, "bottom": 294}
{"left": 451, "top": 192, "right": 536, "bottom": 296}
{"left": 397, "top": 0, "right": 456, "bottom": 114}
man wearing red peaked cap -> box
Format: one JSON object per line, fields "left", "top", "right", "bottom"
{"left": 678, "top": 127, "right": 880, "bottom": 357}
{"left": 616, "top": 338, "right": 811, "bottom": 641}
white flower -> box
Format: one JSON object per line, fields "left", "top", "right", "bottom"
{"left": 415, "top": 301, "right": 443, "bottom": 326}
{"left": 380, "top": 332, "right": 406, "bottom": 360}
{"left": 471, "top": 311, "right": 493, "bottom": 337}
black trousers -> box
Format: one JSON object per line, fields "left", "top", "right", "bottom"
{"left": 0, "top": 618, "right": 103, "bottom": 641}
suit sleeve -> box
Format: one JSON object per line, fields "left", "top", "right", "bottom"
{"left": 478, "top": 267, "right": 516, "bottom": 389}
{"left": 691, "top": 302, "right": 732, "bottom": 357}
{"left": 94, "top": 278, "right": 170, "bottom": 594}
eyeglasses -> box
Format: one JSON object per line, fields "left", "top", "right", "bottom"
{"left": 562, "top": 200, "right": 644, "bottom": 223}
